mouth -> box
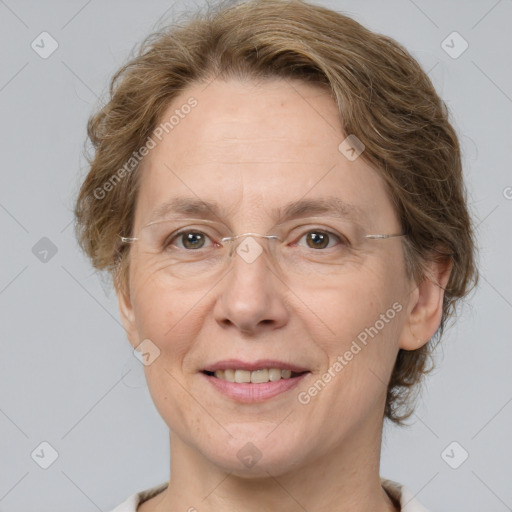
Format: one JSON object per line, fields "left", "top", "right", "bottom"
{"left": 200, "top": 360, "right": 311, "bottom": 402}
{"left": 202, "top": 368, "right": 308, "bottom": 384}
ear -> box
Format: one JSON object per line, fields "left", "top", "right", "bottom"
{"left": 399, "top": 256, "right": 453, "bottom": 351}
{"left": 116, "top": 284, "right": 139, "bottom": 350}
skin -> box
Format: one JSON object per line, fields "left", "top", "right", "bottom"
{"left": 117, "top": 78, "right": 451, "bottom": 512}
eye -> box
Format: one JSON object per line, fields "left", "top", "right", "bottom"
{"left": 166, "top": 230, "right": 215, "bottom": 250}
{"left": 295, "top": 229, "right": 347, "bottom": 250}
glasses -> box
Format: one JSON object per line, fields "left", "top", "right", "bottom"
{"left": 119, "top": 217, "right": 406, "bottom": 280}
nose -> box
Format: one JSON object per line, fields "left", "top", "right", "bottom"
{"left": 213, "top": 234, "right": 290, "bottom": 335}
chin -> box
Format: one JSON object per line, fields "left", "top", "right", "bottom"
{"left": 200, "top": 432, "right": 308, "bottom": 478}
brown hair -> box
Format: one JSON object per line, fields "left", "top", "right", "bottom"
{"left": 74, "top": 0, "right": 478, "bottom": 425}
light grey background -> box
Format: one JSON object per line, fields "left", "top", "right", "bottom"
{"left": 0, "top": 0, "right": 511, "bottom": 511}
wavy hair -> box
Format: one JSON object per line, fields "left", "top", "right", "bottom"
{"left": 75, "top": 0, "right": 478, "bottom": 425}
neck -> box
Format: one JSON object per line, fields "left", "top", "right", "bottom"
{"left": 142, "top": 412, "right": 398, "bottom": 512}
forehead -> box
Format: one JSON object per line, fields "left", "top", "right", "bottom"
{"left": 134, "top": 78, "right": 397, "bottom": 230}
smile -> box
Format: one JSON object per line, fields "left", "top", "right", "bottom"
{"left": 204, "top": 368, "right": 306, "bottom": 383}
{"left": 201, "top": 369, "right": 310, "bottom": 403}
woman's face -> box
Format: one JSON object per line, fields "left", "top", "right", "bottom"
{"left": 118, "top": 78, "right": 421, "bottom": 475}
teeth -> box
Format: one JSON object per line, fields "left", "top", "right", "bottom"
{"left": 224, "top": 369, "right": 235, "bottom": 382}
{"left": 251, "top": 369, "right": 269, "bottom": 383}
{"left": 212, "top": 368, "right": 299, "bottom": 383}
{"left": 235, "top": 369, "right": 251, "bottom": 383}
{"left": 281, "top": 369, "right": 292, "bottom": 379}
{"left": 268, "top": 368, "right": 282, "bottom": 381}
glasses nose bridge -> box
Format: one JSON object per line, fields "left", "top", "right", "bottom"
{"left": 221, "top": 232, "right": 281, "bottom": 261}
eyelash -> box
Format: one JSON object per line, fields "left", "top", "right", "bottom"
{"left": 164, "top": 227, "right": 350, "bottom": 251}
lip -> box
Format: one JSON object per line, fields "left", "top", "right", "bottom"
{"left": 202, "top": 359, "right": 310, "bottom": 373}
{"left": 202, "top": 371, "right": 309, "bottom": 403}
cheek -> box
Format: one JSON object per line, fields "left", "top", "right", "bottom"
{"left": 303, "top": 288, "right": 402, "bottom": 439}
{"left": 301, "top": 268, "right": 400, "bottom": 343}
{"left": 303, "top": 265, "right": 404, "bottom": 399}
{"left": 143, "top": 362, "right": 206, "bottom": 443}
{"left": 130, "top": 276, "right": 209, "bottom": 432}
{"left": 130, "top": 271, "right": 204, "bottom": 340}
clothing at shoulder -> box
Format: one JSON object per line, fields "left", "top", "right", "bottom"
{"left": 108, "top": 478, "right": 431, "bottom": 512}
{"left": 381, "top": 479, "right": 432, "bottom": 512}
{"left": 108, "top": 481, "right": 168, "bottom": 512}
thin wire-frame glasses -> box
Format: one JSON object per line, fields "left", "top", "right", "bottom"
{"left": 119, "top": 217, "right": 407, "bottom": 279}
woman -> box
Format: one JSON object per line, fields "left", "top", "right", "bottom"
{"left": 74, "top": 0, "right": 478, "bottom": 510}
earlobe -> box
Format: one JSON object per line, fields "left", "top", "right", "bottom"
{"left": 399, "top": 257, "right": 452, "bottom": 351}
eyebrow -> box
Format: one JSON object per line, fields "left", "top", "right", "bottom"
{"left": 147, "top": 196, "right": 366, "bottom": 225}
